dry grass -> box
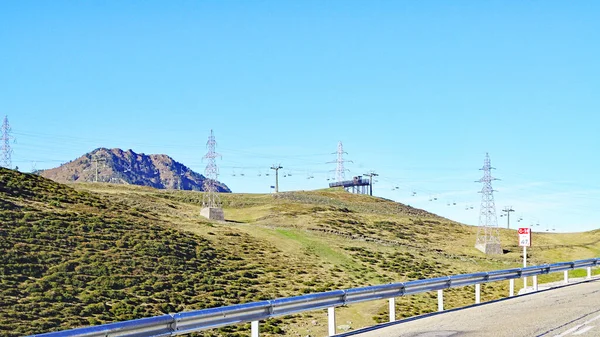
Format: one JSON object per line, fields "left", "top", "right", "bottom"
{"left": 3, "top": 173, "right": 599, "bottom": 336}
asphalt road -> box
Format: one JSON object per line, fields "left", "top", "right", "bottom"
{"left": 339, "top": 279, "right": 600, "bottom": 337}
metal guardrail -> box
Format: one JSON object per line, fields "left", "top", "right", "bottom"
{"left": 32, "top": 258, "right": 599, "bottom": 337}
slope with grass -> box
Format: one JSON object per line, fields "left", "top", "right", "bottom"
{"left": 2, "top": 168, "right": 600, "bottom": 337}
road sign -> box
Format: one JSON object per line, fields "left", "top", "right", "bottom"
{"left": 518, "top": 227, "right": 531, "bottom": 247}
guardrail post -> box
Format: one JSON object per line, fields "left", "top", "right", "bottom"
{"left": 564, "top": 270, "right": 569, "bottom": 284}
{"left": 251, "top": 320, "right": 259, "bottom": 337}
{"left": 587, "top": 267, "right": 592, "bottom": 279}
{"left": 388, "top": 297, "right": 396, "bottom": 322}
{"left": 533, "top": 275, "right": 538, "bottom": 291}
{"left": 328, "top": 307, "right": 336, "bottom": 336}
{"left": 509, "top": 279, "right": 514, "bottom": 297}
{"left": 437, "top": 290, "right": 444, "bottom": 312}
{"left": 475, "top": 284, "right": 481, "bottom": 304}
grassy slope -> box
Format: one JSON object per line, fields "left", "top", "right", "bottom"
{"left": 2, "top": 170, "right": 600, "bottom": 336}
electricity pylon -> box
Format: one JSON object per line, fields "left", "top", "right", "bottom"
{"left": 475, "top": 153, "right": 503, "bottom": 254}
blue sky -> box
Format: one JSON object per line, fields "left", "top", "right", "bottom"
{"left": 1, "top": 1, "right": 599, "bottom": 233}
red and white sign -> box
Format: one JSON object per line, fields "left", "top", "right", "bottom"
{"left": 518, "top": 227, "right": 531, "bottom": 247}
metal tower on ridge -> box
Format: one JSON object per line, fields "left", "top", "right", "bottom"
{"left": 329, "top": 141, "right": 352, "bottom": 182}
{"left": 202, "top": 129, "right": 222, "bottom": 208}
{"left": 475, "top": 153, "right": 503, "bottom": 254}
{"left": 1, "top": 116, "right": 15, "bottom": 169}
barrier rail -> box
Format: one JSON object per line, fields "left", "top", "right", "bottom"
{"left": 32, "top": 258, "right": 599, "bottom": 337}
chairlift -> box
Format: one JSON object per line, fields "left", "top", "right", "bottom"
{"left": 452, "top": 202, "right": 456, "bottom": 206}
{"left": 433, "top": 197, "right": 438, "bottom": 200}
{"left": 412, "top": 191, "right": 417, "bottom": 196}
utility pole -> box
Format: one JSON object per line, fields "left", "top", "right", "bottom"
{"left": 178, "top": 166, "right": 185, "bottom": 190}
{"left": 501, "top": 206, "right": 515, "bottom": 229}
{"left": 363, "top": 171, "right": 378, "bottom": 196}
{"left": 270, "top": 164, "right": 283, "bottom": 193}
{"left": 91, "top": 155, "right": 106, "bottom": 183}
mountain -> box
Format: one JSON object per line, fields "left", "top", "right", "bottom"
{"left": 39, "top": 148, "right": 231, "bottom": 192}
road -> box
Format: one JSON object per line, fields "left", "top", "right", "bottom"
{"left": 339, "top": 279, "right": 600, "bottom": 337}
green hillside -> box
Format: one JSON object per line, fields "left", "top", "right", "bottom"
{"left": 1, "top": 168, "right": 599, "bottom": 337}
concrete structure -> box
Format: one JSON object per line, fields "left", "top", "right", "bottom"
{"left": 201, "top": 207, "right": 224, "bottom": 221}
{"left": 475, "top": 242, "right": 503, "bottom": 255}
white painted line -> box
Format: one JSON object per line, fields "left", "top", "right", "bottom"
{"left": 553, "top": 314, "right": 600, "bottom": 337}
{"left": 585, "top": 315, "right": 600, "bottom": 324}
{"left": 554, "top": 324, "right": 584, "bottom": 337}
{"left": 573, "top": 325, "right": 594, "bottom": 335}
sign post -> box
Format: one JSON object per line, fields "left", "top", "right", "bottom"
{"left": 518, "top": 228, "right": 532, "bottom": 289}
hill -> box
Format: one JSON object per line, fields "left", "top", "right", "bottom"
{"left": 39, "top": 148, "right": 231, "bottom": 192}
{"left": 2, "top": 168, "right": 600, "bottom": 336}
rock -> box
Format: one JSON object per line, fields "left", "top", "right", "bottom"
{"left": 338, "top": 324, "right": 352, "bottom": 332}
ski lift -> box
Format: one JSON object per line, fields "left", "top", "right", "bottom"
{"left": 452, "top": 201, "right": 456, "bottom": 206}
{"left": 412, "top": 191, "right": 417, "bottom": 196}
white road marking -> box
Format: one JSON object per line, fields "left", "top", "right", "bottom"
{"left": 573, "top": 326, "right": 594, "bottom": 335}
{"left": 554, "top": 314, "right": 600, "bottom": 337}
{"left": 555, "top": 324, "right": 584, "bottom": 337}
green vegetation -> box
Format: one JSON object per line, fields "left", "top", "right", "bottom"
{"left": 1, "top": 168, "right": 600, "bottom": 337}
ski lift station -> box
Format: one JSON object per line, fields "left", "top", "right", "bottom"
{"left": 328, "top": 175, "right": 371, "bottom": 194}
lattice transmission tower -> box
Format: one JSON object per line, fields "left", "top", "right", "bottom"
{"left": 1, "top": 116, "right": 15, "bottom": 169}
{"left": 329, "top": 141, "right": 352, "bottom": 182}
{"left": 475, "top": 152, "right": 502, "bottom": 254}
{"left": 202, "top": 129, "right": 222, "bottom": 208}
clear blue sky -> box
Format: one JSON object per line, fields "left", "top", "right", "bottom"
{"left": 2, "top": 1, "right": 599, "bottom": 233}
